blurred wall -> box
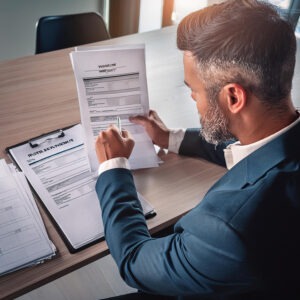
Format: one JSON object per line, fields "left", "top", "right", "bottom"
{"left": 0, "top": 0, "right": 106, "bottom": 61}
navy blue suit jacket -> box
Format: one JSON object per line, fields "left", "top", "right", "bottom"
{"left": 96, "top": 122, "right": 300, "bottom": 299}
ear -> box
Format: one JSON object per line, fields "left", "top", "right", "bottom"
{"left": 221, "top": 83, "right": 247, "bottom": 114}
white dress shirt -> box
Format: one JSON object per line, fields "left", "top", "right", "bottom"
{"left": 224, "top": 116, "right": 300, "bottom": 169}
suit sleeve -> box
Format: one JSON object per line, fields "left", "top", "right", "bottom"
{"left": 96, "top": 168, "right": 257, "bottom": 296}
{"left": 179, "top": 128, "right": 231, "bottom": 167}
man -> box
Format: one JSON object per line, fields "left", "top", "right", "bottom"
{"left": 95, "top": 0, "right": 300, "bottom": 299}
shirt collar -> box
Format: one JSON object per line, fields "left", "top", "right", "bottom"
{"left": 224, "top": 113, "right": 300, "bottom": 170}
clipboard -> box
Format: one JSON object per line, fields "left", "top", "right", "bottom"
{"left": 5, "top": 124, "right": 96, "bottom": 253}
{"left": 6, "top": 124, "right": 156, "bottom": 253}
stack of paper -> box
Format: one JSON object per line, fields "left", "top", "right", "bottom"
{"left": 7, "top": 124, "right": 156, "bottom": 252}
{"left": 0, "top": 159, "right": 56, "bottom": 276}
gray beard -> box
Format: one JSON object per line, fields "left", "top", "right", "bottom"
{"left": 200, "top": 102, "right": 235, "bottom": 145}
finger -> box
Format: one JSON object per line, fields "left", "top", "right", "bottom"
{"left": 121, "top": 129, "right": 128, "bottom": 138}
{"left": 100, "top": 144, "right": 108, "bottom": 161}
{"left": 121, "top": 130, "right": 133, "bottom": 140}
{"left": 109, "top": 125, "right": 124, "bottom": 140}
{"left": 127, "top": 138, "right": 135, "bottom": 152}
{"left": 149, "top": 110, "right": 163, "bottom": 122}
{"left": 149, "top": 109, "right": 156, "bottom": 116}
{"left": 103, "top": 125, "right": 119, "bottom": 137}
{"left": 97, "top": 131, "right": 108, "bottom": 143}
{"left": 95, "top": 136, "right": 108, "bottom": 162}
{"left": 129, "top": 115, "right": 148, "bottom": 125}
{"left": 108, "top": 124, "right": 118, "bottom": 130}
{"left": 120, "top": 130, "right": 135, "bottom": 152}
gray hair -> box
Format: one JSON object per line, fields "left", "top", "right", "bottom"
{"left": 177, "top": 0, "right": 296, "bottom": 107}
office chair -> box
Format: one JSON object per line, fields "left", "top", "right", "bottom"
{"left": 35, "top": 12, "right": 110, "bottom": 54}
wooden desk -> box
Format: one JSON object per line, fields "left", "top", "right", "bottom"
{"left": 0, "top": 26, "right": 226, "bottom": 300}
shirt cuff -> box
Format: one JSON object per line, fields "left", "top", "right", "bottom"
{"left": 168, "top": 129, "right": 186, "bottom": 154}
{"left": 98, "top": 157, "right": 130, "bottom": 175}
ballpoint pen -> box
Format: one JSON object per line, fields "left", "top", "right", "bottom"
{"left": 116, "top": 116, "right": 122, "bottom": 134}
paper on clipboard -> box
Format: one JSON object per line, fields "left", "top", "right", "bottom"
{"left": 7, "top": 124, "right": 156, "bottom": 252}
{"left": 70, "top": 44, "right": 160, "bottom": 172}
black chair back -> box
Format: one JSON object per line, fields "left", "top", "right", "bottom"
{"left": 35, "top": 12, "right": 110, "bottom": 54}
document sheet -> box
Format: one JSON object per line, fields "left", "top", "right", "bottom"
{"left": 0, "top": 159, "right": 56, "bottom": 276}
{"left": 70, "top": 44, "right": 159, "bottom": 172}
{"left": 7, "top": 124, "right": 155, "bottom": 252}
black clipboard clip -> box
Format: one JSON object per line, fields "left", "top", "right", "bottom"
{"left": 145, "top": 210, "right": 157, "bottom": 220}
{"left": 29, "top": 130, "right": 65, "bottom": 148}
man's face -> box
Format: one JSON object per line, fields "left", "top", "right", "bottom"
{"left": 183, "top": 52, "right": 234, "bottom": 144}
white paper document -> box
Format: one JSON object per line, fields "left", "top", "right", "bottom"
{"left": 7, "top": 124, "right": 155, "bottom": 252}
{"left": 0, "top": 159, "right": 56, "bottom": 276}
{"left": 70, "top": 44, "right": 159, "bottom": 172}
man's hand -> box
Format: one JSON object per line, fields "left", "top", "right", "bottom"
{"left": 130, "top": 110, "right": 170, "bottom": 149}
{"left": 95, "top": 125, "right": 135, "bottom": 163}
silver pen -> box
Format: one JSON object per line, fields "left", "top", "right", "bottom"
{"left": 116, "top": 116, "right": 122, "bottom": 133}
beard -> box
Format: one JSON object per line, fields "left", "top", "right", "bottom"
{"left": 200, "top": 100, "right": 235, "bottom": 145}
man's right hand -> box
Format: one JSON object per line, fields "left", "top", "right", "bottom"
{"left": 130, "top": 110, "right": 170, "bottom": 149}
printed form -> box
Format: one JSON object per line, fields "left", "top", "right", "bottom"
{"left": 7, "top": 125, "right": 155, "bottom": 252}
{"left": 0, "top": 159, "right": 55, "bottom": 275}
{"left": 70, "top": 44, "right": 159, "bottom": 172}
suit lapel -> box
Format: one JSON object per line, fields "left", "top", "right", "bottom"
{"left": 209, "top": 121, "right": 300, "bottom": 190}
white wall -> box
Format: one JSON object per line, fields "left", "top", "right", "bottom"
{"left": 171, "top": 0, "right": 225, "bottom": 25}
{"left": 0, "top": 0, "right": 105, "bottom": 61}
{"left": 139, "top": 0, "right": 163, "bottom": 33}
